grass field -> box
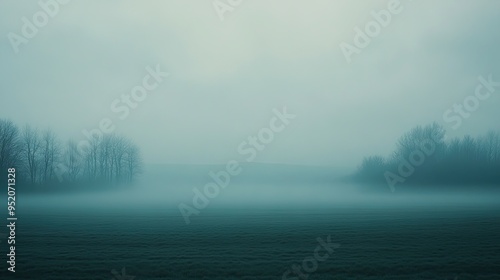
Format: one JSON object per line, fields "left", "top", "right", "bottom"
{"left": 2, "top": 195, "right": 499, "bottom": 280}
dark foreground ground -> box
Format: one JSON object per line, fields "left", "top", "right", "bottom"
{"left": 1, "top": 198, "right": 499, "bottom": 279}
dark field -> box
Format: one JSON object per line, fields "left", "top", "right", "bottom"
{"left": 2, "top": 194, "right": 499, "bottom": 280}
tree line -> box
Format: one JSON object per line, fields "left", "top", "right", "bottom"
{"left": 354, "top": 123, "right": 500, "bottom": 187}
{"left": 0, "top": 118, "right": 142, "bottom": 188}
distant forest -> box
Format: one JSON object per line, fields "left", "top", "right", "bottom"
{"left": 0, "top": 118, "right": 142, "bottom": 188}
{"left": 354, "top": 123, "right": 500, "bottom": 187}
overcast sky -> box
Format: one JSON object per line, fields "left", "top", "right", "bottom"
{"left": 1, "top": 0, "right": 499, "bottom": 168}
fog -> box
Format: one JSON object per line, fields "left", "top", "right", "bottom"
{"left": 3, "top": 2, "right": 500, "bottom": 279}
{"left": 18, "top": 164, "right": 500, "bottom": 215}
{"left": 2, "top": 0, "right": 500, "bottom": 225}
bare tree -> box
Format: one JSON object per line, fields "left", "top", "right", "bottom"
{"left": 81, "top": 134, "right": 142, "bottom": 183}
{"left": 393, "top": 122, "right": 446, "bottom": 161}
{"left": 98, "top": 135, "right": 112, "bottom": 182}
{"left": 4, "top": 119, "right": 144, "bottom": 187}
{"left": 111, "top": 135, "right": 128, "bottom": 183}
{"left": 480, "top": 131, "right": 500, "bottom": 163}
{"left": 0, "top": 119, "right": 22, "bottom": 173}
{"left": 124, "top": 144, "right": 142, "bottom": 182}
{"left": 22, "top": 125, "right": 42, "bottom": 185}
{"left": 41, "top": 129, "right": 60, "bottom": 183}
{"left": 356, "top": 155, "right": 386, "bottom": 182}
{"left": 81, "top": 135, "right": 101, "bottom": 181}
{"left": 65, "top": 140, "right": 82, "bottom": 182}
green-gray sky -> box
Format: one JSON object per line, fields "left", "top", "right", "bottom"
{"left": 1, "top": 0, "right": 499, "bottom": 168}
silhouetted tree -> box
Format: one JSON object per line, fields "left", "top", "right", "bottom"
{"left": 65, "top": 140, "right": 82, "bottom": 183}
{"left": 1, "top": 118, "right": 143, "bottom": 189}
{"left": 354, "top": 123, "right": 500, "bottom": 187}
{"left": 41, "top": 128, "right": 60, "bottom": 183}
{"left": 0, "top": 119, "right": 22, "bottom": 175}
{"left": 124, "top": 144, "right": 142, "bottom": 182}
{"left": 355, "top": 156, "right": 386, "bottom": 182}
{"left": 22, "top": 125, "right": 42, "bottom": 185}
{"left": 80, "top": 134, "right": 142, "bottom": 183}
{"left": 392, "top": 122, "right": 446, "bottom": 162}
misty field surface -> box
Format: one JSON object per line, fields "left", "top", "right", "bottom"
{"left": 3, "top": 190, "right": 500, "bottom": 280}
